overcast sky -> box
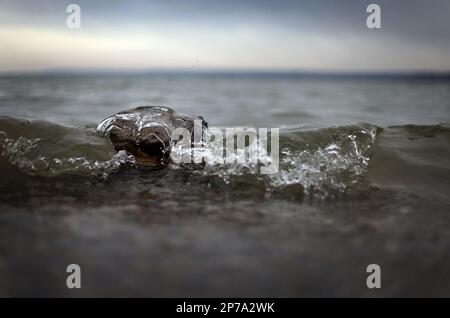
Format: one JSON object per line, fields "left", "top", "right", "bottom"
{"left": 0, "top": 0, "right": 449, "bottom": 72}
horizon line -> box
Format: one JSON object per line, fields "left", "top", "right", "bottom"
{"left": 1, "top": 68, "right": 450, "bottom": 78}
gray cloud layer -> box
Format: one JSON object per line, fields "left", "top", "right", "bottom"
{"left": 0, "top": 0, "right": 449, "bottom": 71}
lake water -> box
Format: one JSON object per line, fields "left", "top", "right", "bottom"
{"left": 0, "top": 73, "right": 449, "bottom": 296}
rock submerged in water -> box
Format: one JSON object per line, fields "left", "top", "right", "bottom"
{"left": 97, "top": 106, "right": 207, "bottom": 167}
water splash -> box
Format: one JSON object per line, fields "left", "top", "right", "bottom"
{"left": 0, "top": 128, "right": 135, "bottom": 178}
{"left": 0, "top": 115, "right": 381, "bottom": 198}
{"left": 181, "top": 124, "right": 380, "bottom": 198}
{"left": 271, "top": 125, "right": 378, "bottom": 198}
{"left": 1, "top": 134, "right": 134, "bottom": 178}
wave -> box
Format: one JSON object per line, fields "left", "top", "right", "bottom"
{"left": 0, "top": 116, "right": 134, "bottom": 178}
{"left": 1, "top": 115, "right": 449, "bottom": 199}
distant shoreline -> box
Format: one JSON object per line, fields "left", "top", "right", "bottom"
{"left": 2, "top": 69, "right": 450, "bottom": 81}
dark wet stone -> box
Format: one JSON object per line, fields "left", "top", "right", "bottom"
{"left": 97, "top": 106, "right": 207, "bottom": 167}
